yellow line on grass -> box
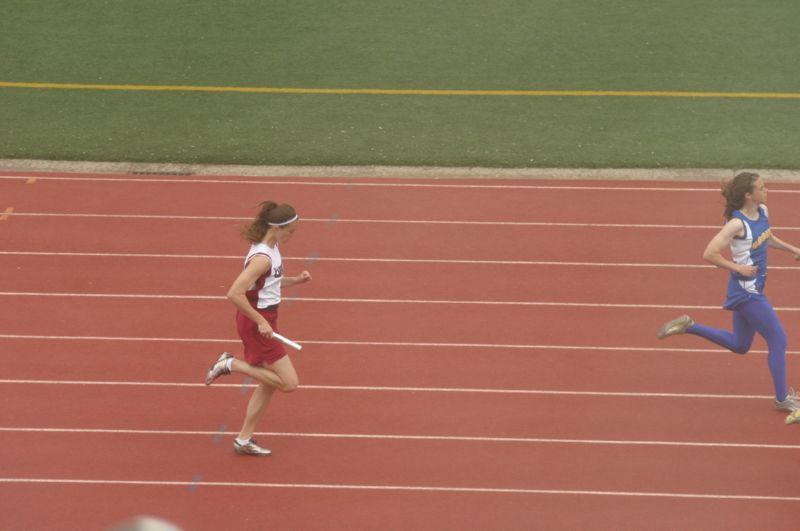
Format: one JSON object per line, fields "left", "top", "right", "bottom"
{"left": 2, "top": 80, "right": 800, "bottom": 99}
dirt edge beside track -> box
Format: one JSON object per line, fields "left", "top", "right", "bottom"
{"left": 2, "top": 158, "right": 800, "bottom": 182}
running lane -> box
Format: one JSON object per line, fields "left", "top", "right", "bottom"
{"left": 3, "top": 171, "right": 799, "bottom": 530}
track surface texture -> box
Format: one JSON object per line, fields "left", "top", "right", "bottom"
{"left": 1, "top": 168, "right": 799, "bottom": 530}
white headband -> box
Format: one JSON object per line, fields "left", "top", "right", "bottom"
{"left": 268, "top": 214, "right": 299, "bottom": 227}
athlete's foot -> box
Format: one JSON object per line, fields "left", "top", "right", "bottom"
{"left": 775, "top": 389, "right": 800, "bottom": 412}
{"left": 657, "top": 315, "right": 694, "bottom": 339}
{"left": 205, "top": 352, "right": 233, "bottom": 385}
{"left": 233, "top": 438, "right": 272, "bottom": 456}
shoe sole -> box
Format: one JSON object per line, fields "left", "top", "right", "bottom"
{"left": 233, "top": 445, "right": 272, "bottom": 457}
{"left": 657, "top": 316, "right": 693, "bottom": 339}
{"left": 234, "top": 449, "right": 272, "bottom": 456}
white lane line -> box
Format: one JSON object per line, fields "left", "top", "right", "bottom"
{"left": 0, "top": 379, "right": 776, "bottom": 401}
{"left": 3, "top": 251, "right": 800, "bottom": 271}
{"left": 11, "top": 211, "right": 795, "bottom": 231}
{"left": 0, "top": 291, "right": 223, "bottom": 301}
{"left": 0, "top": 291, "right": 739, "bottom": 310}
{"left": 0, "top": 211, "right": 719, "bottom": 228}
{"left": 0, "top": 427, "right": 795, "bottom": 450}
{"left": 0, "top": 250, "right": 244, "bottom": 259}
{"left": 0, "top": 251, "right": 700, "bottom": 267}
{"left": 0, "top": 334, "right": 796, "bottom": 355}
{"left": 0, "top": 477, "right": 797, "bottom": 501}
{"left": 2, "top": 251, "right": 799, "bottom": 271}
{"left": 8, "top": 211, "right": 800, "bottom": 232}
{"left": 6, "top": 291, "right": 800, "bottom": 312}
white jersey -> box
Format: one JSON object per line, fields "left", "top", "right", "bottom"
{"left": 244, "top": 242, "right": 283, "bottom": 309}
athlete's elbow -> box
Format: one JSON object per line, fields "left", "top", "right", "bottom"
{"left": 226, "top": 289, "right": 242, "bottom": 303}
{"left": 702, "top": 249, "right": 718, "bottom": 265}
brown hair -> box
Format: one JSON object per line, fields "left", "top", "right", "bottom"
{"left": 722, "top": 172, "right": 759, "bottom": 220}
{"left": 241, "top": 201, "right": 297, "bottom": 242}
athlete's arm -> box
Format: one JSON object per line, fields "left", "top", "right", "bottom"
{"left": 702, "top": 218, "right": 757, "bottom": 277}
{"left": 759, "top": 205, "right": 800, "bottom": 257}
{"left": 281, "top": 270, "right": 313, "bottom": 287}
{"left": 768, "top": 234, "right": 800, "bottom": 258}
{"left": 227, "top": 255, "right": 274, "bottom": 337}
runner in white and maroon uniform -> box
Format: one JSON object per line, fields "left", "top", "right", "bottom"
{"left": 204, "top": 201, "right": 312, "bottom": 456}
{"left": 238, "top": 240, "right": 287, "bottom": 366}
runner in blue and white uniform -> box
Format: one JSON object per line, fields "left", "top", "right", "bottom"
{"left": 658, "top": 172, "right": 800, "bottom": 419}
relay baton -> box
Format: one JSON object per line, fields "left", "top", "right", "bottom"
{"left": 273, "top": 332, "right": 302, "bottom": 350}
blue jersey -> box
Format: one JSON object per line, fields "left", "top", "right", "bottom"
{"left": 723, "top": 206, "right": 771, "bottom": 309}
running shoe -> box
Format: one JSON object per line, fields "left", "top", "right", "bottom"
{"left": 786, "top": 410, "right": 800, "bottom": 425}
{"left": 233, "top": 438, "right": 272, "bottom": 456}
{"left": 657, "top": 315, "right": 695, "bottom": 339}
{"left": 204, "top": 352, "right": 233, "bottom": 385}
{"left": 774, "top": 389, "right": 800, "bottom": 412}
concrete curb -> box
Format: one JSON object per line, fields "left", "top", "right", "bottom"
{"left": 2, "top": 158, "right": 800, "bottom": 182}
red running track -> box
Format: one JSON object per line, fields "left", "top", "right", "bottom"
{"left": 1, "top": 170, "right": 800, "bottom": 530}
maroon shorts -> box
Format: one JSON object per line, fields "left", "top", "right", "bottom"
{"left": 235, "top": 308, "right": 287, "bottom": 366}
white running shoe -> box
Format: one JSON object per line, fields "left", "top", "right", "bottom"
{"left": 657, "top": 315, "right": 695, "bottom": 339}
{"left": 204, "top": 352, "right": 233, "bottom": 385}
{"left": 775, "top": 389, "right": 800, "bottom": 412}
{"left": 233, "top": 438, "right": 272, "bottom": 456}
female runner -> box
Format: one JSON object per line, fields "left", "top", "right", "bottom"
{"left": 658, "top": 172, "right": 800, "bottom": 420}
{"left": 205, "top": 201, "right": 312, "bottom": 455}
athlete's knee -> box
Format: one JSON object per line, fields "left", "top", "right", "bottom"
{"left": 280, "top": 375, "right": 299, "bottom": 393}
{"left": 731, "top": 341, "right": 752, "bottom": 355}
{"left": 729, "top": 336, "right": 753, "bottom": 354}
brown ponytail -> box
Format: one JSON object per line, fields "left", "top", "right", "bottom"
{"left": 241, "top": 201, "right": 298, "bottom": 242}
{"left": 722, "top": 172, "right": 759, "bottom": 220}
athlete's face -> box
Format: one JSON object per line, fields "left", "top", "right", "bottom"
{"left": 276, "top": 220, "right": 299, "bottom": 244}
{"left": 749, "top": 177, "right": 767, "bottom": 205}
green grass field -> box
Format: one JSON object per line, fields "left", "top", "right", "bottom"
{"left": 1, "top": 1, "right": 799, "bottom": 168}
